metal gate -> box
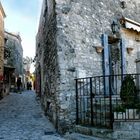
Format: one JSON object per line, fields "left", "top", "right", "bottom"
{"left": 75, "top": 74, "right": 140, "bottom": 129}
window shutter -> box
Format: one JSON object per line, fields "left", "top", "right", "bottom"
{"left": 120, "top": 38, "right": 126, "bottom": 75}
{"left": 102, "top": 34, "right": 110, "bottom": 95}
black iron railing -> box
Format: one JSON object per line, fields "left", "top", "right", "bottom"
{"left": 75, "top": 74, "right": 140, "bottom": 129}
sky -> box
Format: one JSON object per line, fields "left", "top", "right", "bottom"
{"left": 1, "top": 0, "right": 43, "bottom": 59}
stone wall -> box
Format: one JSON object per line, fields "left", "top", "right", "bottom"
{"left": 3, "top": 32, "right": 23, "bottom": 96}
{"left": 121, "top": 29, "right": 140, "bottom": 74}
{"left": 37, "top": 0, "right": 140, "bottom": 133}
{"left": 0, "top": 3, "right": 5, "bottom": 77}
{"left": 113, "top": 121, "right": 140, "bottom": 139}
{"left": 55, "top": 0, "right": 140, "bottom": 132}
{"left": 5, "top": 32, "right": 23, "bottom": 76}
{"left": 36, "top": 0, "right": 60, "bottom": 129}
{"left": 0, "top": 2, "right": 6, "bottom": 99}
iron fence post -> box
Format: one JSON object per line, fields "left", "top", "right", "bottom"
{"left": 90, "top": 77, "right": 93, "bottom": 125}
{"left": 75, "top": 79, "right": 79, "bottom": 124}
{"left": 109, "top": 75, "right": 113, "bottom": 129}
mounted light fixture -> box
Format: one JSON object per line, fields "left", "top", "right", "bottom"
{"left": 120, "top": 1, "right": 127, "bottom": 9}
{"left": 111, "top": 21, "right": 118, "bottom": 34}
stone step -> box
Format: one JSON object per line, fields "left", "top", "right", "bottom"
{"left": 73, "top": 125, "right": 140, "bottom": 140}
{"left": 64, "top": 133, "right": 108, "bottom": 140}
{"left": 74, "top": 125, "right": 113, "bottom": 139}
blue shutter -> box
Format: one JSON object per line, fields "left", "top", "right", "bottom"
{"left": 120, "top": 38, "right": 126, "bottom": 75}
{"left": 102, "top": 34, "right": 110, "bottom": 95}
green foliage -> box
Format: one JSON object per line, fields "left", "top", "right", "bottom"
{"left": 114, "top": 104, "right": 125, "bottom": 112}
{"left": 120, "top": 75, "right": 137, "bottom": 108}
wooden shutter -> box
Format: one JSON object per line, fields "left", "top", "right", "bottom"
{"left": 102, "top": 34, "right": 110, "bottom": 95}
{"left": 120, "top": 38, "right": 126, "bottom": 75}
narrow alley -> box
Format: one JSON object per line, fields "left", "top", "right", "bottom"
{"left": 0, "top": 91, "right": 65, "bottom": 140}
{"left": 0, "top": 0, "right": 140, "bottom": 140}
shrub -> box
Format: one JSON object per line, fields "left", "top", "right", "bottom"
{"left": 120, "top": 75, "right": 137, "bottom": 108}
{"left": 114, "top": 104, "right": 125, "bottom": 112}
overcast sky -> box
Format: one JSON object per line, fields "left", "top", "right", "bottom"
{"left": 1, "top": 0, "right": 43, "bottom": 58}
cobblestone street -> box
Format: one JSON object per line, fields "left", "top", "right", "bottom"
{"left": 0, "top": 91, "right": 65, "bottom": 140}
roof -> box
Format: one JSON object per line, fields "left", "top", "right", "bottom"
{"left": 4, "top": 31, "right": 22, "bottom": 41}
{"left": 120, "top": 17, "right": 140, "bottom": 32}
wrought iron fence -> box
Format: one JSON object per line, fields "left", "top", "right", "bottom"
{"left": 75, "top": 74, "right": 140, "bottom": 129}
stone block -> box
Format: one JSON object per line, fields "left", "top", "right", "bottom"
{"left": 112, "top": 130, "right": 140, "bottom": 139}
{"left": 113, "top": 122, "right": 133, "bottom": 131}
{"left": 132, "top": 122, "right": 140, "bottom": 131}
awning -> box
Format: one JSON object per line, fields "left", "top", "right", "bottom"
{"left": 120, "top": 17, "right": 140, "bottom": 32}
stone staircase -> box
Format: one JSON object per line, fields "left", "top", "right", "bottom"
{"left": 64, "top": 124, "right": 140, "bottom": 140}
{"left": 74, "top": 95, "right": 140, "bottom": 140}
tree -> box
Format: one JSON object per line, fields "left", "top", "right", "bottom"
{"left": 23, "top": 56, "right": 33, "bottom": 72}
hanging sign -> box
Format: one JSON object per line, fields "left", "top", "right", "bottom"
{"left": 0, "top": 75, "right": 4, "bottom": 81}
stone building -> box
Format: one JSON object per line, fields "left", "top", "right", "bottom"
{"left": 0, "top": 2, "right": 6, "bottom": 99}
{"left": 36, "top": 0, "right": 140, "bottom": 133}
{"left": 23, "top": 56, "right": 33, "bottom": 89}
{"left": 4, "top": 31, "right": 23, "bottom": 94}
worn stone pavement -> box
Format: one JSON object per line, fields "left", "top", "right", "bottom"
{"left": 0, "top": 91, "right": 65, "bottom": 140}
{"left": 0, "top": 91, "right": 112, "bottom": 140}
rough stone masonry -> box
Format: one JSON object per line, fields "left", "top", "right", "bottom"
{"left": 36, "top": 0, "right": 140, "bottom": 133}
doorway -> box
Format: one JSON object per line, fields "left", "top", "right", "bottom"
{"left": 102, "top": 34, "right": 126, "bottom": 95}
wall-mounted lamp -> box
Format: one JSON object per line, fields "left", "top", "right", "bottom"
{"left": 111, "top": 21, "right": 118, "bottom": 34}
{"left": 120, "top": 1, "right": 127, "bottom": 9}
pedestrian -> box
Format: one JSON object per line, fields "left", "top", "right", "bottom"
{"left": 17, "top": 77, "right": 22, "bottom": 93}
{"left": 29, "top": 81, "right": 32, "bottom": 90}
{"left": 27, "top": 81, "right": 29, "bottom": 90}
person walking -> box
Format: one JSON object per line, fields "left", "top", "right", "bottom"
{"left": 17, "top": 77, "right": 22, "bottom": 93}
{"left": 29, "top": 81, "right": 32, "bottom": 90}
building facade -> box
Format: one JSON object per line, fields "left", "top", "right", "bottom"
{"left": 23, "top": 56, "right": 33, "bottom": 90}
{"left": 4, "top": 31, "right": 23, "bottom": 94}
{"left": 36, "top": 0, "right": 140, "bottom": 133}
{"left": 0, "top": 2, "right": 6, "bottom": 99}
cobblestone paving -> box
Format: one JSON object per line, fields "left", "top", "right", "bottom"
{"left": 0, "top": 91, "right": 65, "bottom": 140}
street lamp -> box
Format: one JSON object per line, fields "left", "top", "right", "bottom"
{"left": 111, "top": 21, "right": 118, "bottom": 34}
